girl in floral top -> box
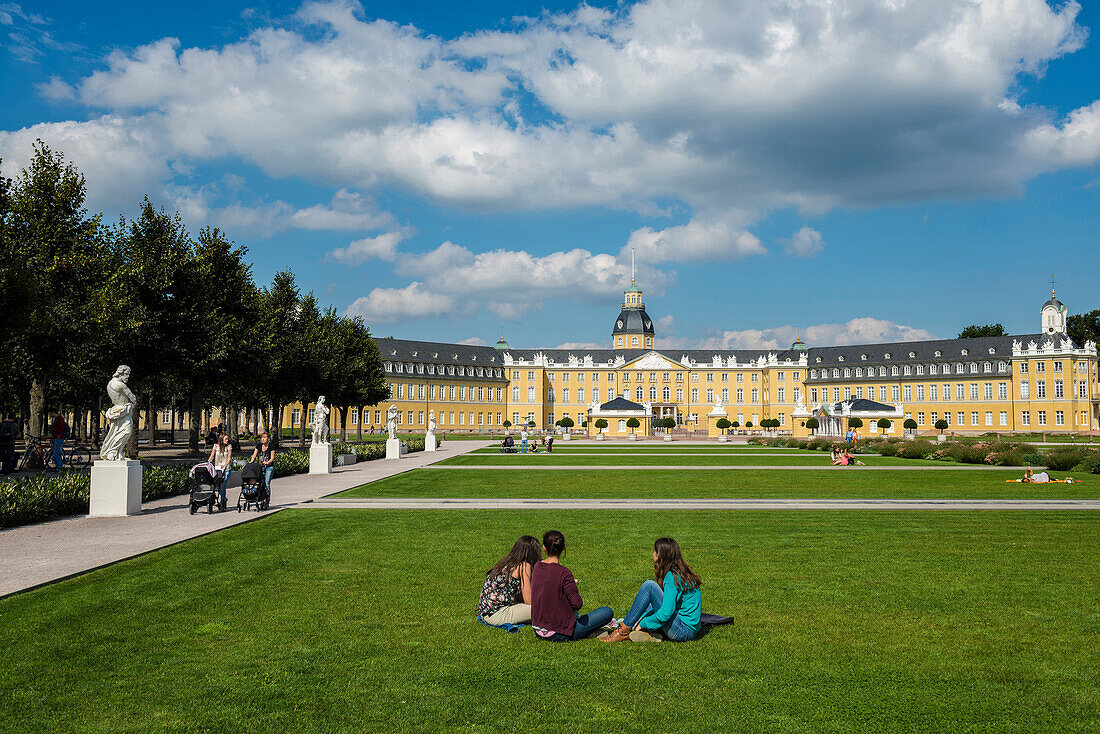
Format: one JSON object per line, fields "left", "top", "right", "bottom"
{"left": 478, "top": 535, "right": 542, "bottom": 625}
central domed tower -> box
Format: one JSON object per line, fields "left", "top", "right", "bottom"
{"left": 612, "top": 253, "right": 655, "bottom": 350}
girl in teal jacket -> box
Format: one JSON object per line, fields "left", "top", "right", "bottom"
{"left": 603, "top": 537, "right": 702, "bottom": 643}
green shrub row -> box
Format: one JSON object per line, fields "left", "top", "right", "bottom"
{"left": 0, "top": 464, "right": 193, "bottom": 530}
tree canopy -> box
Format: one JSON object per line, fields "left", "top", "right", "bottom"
{"left": 958, "top": 324, "right": 1006, "bottom": 338}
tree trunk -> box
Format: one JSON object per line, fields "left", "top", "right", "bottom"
{"left": 339, "top": 406, "right": 348, "bottom": 442}
{"left": 170, "top": 406, "right": 177, "bottom": 445}
{"left": 147, "top": 392, "right": 156, "bottom": 447}
{"left": 271, "top": 403, "right": 282, "bottom": 448}
{"left": 357, "top": 406, "right": 363, "bottom": 442}
{"left": 228, "top": 404, "right": 239, "bottom": 446}
{"left": 94, "top": 396, "right": 102, "bottom": 448}
{"left": 28, "top": 378, "right": 44, "bottom": 437}
{"left": 299, "top": 398, "right": 309, "bottom": 447}
{"left": 188, "top": 389, "right": 203, "bottom": 454}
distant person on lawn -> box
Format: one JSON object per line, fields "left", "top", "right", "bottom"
{"left": 478, "top": 535, "right": 542, "bottom": 626}
{"left": 603, "top": 537, "right": 702, "bottom": 643}
{"left": 532, "top": 530, "right": 613, "bottom": 642}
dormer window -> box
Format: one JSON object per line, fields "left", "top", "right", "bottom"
{"left": 860, "top": 354, "right": 867, "bottom": 360}
{"left": 411, "top": 351, "right": 418, "bottom": 357}
{"left": 961, "top": 349, "right": 968, "bottom": 356}
{"left": 838, "top": 356, "right": 845, "bottom": 362}
{"left": 908, "top": 352, "right": 915, "bottom": 358}
{"left": 815, "top": 357, "right": 821, "bottom": 363}
{"left": 988, "top": 348, "right": 995, "bottom": 355}
{"left": 934, "top": 350, "right": 941, "bottom": 357}
{"left": 884, "top": 352, "right": 891, "bottom": 360}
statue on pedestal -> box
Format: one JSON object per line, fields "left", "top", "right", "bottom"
{"left": 427, "top": 409, "right": 437, "bottom": 437}
{"left": 311, "top": 395, "right": 330, "bottom": 445}
{"left": 386, "top": 405, "right": 398, "bottom": 439}
{"left": 100, "top": 365, "right": 137, "bottom": 461}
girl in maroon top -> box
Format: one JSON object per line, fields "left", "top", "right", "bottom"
{"left": 531, "top": 530, "right": 613, "bottom": 642}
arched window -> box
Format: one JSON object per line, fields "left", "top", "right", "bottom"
{"left": 631, "top": 336, "right": 639, "bottom": 347}
{"left": 832, "top": 369, "right": 840, "bottom": 378}
{"left": 662, "top": 386, "right": 671, "bottom": 401}
{"left": 635, "top": 386, "right": 644, "bottom": 401}
{"left": 649, "top": 387, "right": 657, "bottom": 401}
{"left": 855, "top": 367, "right": 863, "bottom": 377}
{"left": 891, "top": 366, "right": 899, "bottom": 376}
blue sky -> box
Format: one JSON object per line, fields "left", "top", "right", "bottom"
{"left": 3, "top": 0, "right": 1099, "bottom": 350}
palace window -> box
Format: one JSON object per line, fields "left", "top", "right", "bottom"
{"left": 1079, "top": 381, "right": 1089, "bottom": 398}
{"left": 918, "top": 412, "right": 925, "bottom": 426}
{"left": 1036, "top": 362, "right": 1046, "bottom": 373}
{"left": 855, "top": 387, "right": 863, "bottom": 399}
{"left": 903, "top": 365, "right": 911, "bottom": 376}
{"left": 891, "top": 385, "right": 899, "bottom": 401}
{"left": 956, "top": 384, "right": 965, "bottom": 400}
{"left": 983, "top": 383, "right": 992, "bottom": 400}
{"left": 970, "top": 384, "right": 979, "bottom": 400}
{"left": 1021, "top": 411, "right": 1030, "bottom": 426}
{"left": 985, "top": 412, "right": 993, "bottom": 426}
{"left": 1000, "top": 411, "right": 1007, "bottom": 426}
{"left": 1020, "top": 382, "right": 1029, "bottom": 399}
{"left": 1019, "top": 362, "right": 1028, "bottom": 374}
{"left": 929, "top": 364, "right": 937, "bottom": 375}
{"left": 751, "top": 388, "right": 759, "bottom": 402}
{"left": 891, "top": 366, "right": 899, "bottom": 376}
{"left": 778, "top": 388, "right": 785, "bottom": 402}
{"left": 844, "top": 368, "right": 851, "bottom": 378}
{"left": 810, "top": 388, "right": 818, "bottom": 402}
{"left": 631, "top": 337, "right": 639, "bottom": 346}
{"left": 855, "top": 368, "right": 862, "bottom": 378}
{"left": 650, "top": 387, "right": 658, "bottom": 401}
{"left": 664, "top": 387, "right": 671, "bottom": 401}
{"left": 1056, "top": 410, "right": 1064, "bottom": 426}
{"left": 592, "top": 372, "right": 600, "bottom": 382}
{"left": 930, "top": 385, "right": 938, "bottom": 400}
{"left": 527, "top": 387, "right": 536, "bottom": 402}
{"left": 1054, "top": 361, "right": 1063, "bottom": 373}
{"left": 879, "top": 386, "right": 888, "bottom": 402}
{"left": 577, "top": 388, "right": 585, "bottom": 403}
{"left": 810, "top": 370, "right": 817, "bottom": 379}
{"left": 676, "top": 389, "right": 683, "bottom": 402}
{"left": 736, "top": 388, "right": 744, "bottom": 403}
{"left": 1038, "top": 410, "right": 1047, "bottom": 426}
{"left": 879, "top": 367, "right": 887, "bottom": 377}
{"left": 676, "top": 373, "right": 684, "bottom": 382}
{"left": 636, "top": 387, "right": 644, "bottom": 401}
{"left": 1055, "top": 380, "right": 1064, "bottom": 398}
{"left": 931, "top": 411, "right": 938, "bottom": 424}
{"left": 844, "top": 387, "right": 851, "bottom": 399}
{"left": 916, "top": 365, "right": 924, "bottom": 375}
{"left": 832, "top": 369, "right": 840, "bottom": 378}
{"left": 562, "top": 388, "right": 570, "bottom": 403}
{"left": 721, "top": 388, "right": 728, "bottom": 402}
{"left": 527, "top": 371, "right": 535, "bottom": 380}
{"left": 1037, "top": 380, "right": 1046, "bottom": 399}
{"left": 832, "top": 387, "right": 840, "bottom": 402}
{"left": 777, "top": 372, "right": 784, "bottom": 381}
{"left": 999, "top": 383, "right": 1008, "bottom": 399}
{"left": 969, "top": 411, "right": 977, "bottom": 425}
{"left": 691, "top": 388, "right": 699, "bottom": 402}
{"left": 752, "top": 373, "right": 759, "bottom": 383}
{"left": 904, "top": 385, "right": 911, "bottom": 401}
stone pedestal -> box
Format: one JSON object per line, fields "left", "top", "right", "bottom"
{"left": 663, "top": 434, "right": 673, "bottom": 442}
{"left": 937, "top": 434, "right": 947, "bottom": 442}
{"left": 561, "top": 433, "right": 571, "bottom": 441}
{"left": 89, "top": 460, "right": 143, "bottom": 517}
{"left": 335, "top": 453, "right": 357, "bottom": 466}
{"left": 310, "top": 443, "right": 333, "bottom": 474}
{"left": 628, "top": 433, "right": 638, "bottom": 441}
{"left": 595, "top": 433, "right": 605, "bottom": 441}
{"left": 718, "top": 435, "right": 728, "bottom": 443}
{"left": 425, "top": 433, "right": 437, "bottom": 452}
{"left": 386, "top": 438, "right": 402, "bottom": 459}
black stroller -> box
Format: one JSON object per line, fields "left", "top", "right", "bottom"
{"left": 189, "top": 464, "right": 227, "bottom": 514}
{"left": 499, "top": 436, "right": 518, "bottom": 454}
{"left": 237, "top": 461, "right": 270, "bottom": 512}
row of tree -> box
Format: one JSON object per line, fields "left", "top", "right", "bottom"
{"left": 958, "top": 317, "right": 1100, "bottom": 345}
{"left": 0, "top": 143, "right": 388, "bottom": 453}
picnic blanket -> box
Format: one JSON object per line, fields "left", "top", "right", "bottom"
{"left": 1006, "top": 478, "right": 1077, "bottom": 483}
{"left": 477, "top": 613, "right": 526, "bottom": 634}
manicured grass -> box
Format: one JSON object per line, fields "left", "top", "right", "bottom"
{"left": 334, "top": 468, "right": 1097, "bottom": 499}
{"left": 1, "top": 510, "right": 1096, "bottom": 733}
{"left": 472, "top": 445, "right": 808, "bottom": 453}
{"left": 443, "top": 454, "right": 952, "bottom": 466}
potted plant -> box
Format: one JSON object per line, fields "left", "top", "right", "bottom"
{"left": 502, "top": 420, "right": 512, "bottom": 434}
{"left": 626, "top": 417, "right": 640, "bottom": 441}
{"left": 903, "top": 418, "right": 918, "bottom": 438}
{"left": 805, "top": 417, "right": 819, "bottom": 435}
{"left": 659, "top": 416, "right": 676, "bottom": 441}
{"left": 730, "top": 420, "right": 740, "bottom": 435}
{"left": 594, "top": 418, "right": 608, "bottom": 440}
{"left": 715, "top": 417, "right": 731, "bottom": 442}
{"left": 557, "top": 416, "right": 574, "bottom": 440}
{"left": 877, "top": 417, "right": 892, "bottom": 436}
{"left": 934, "top": 419, "right": 949, "bottom": 441}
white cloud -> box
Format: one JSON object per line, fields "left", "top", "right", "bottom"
{"left": 345, "top": 282, "right": 455, "bottom": 324}
{"left": 625, "top": 217, "right": 765, "bottom": 264}
{"left": 36, "top": 75, "right": 75, "bottom": 101}
{"left": 457, "top": 337, "right": 486, "bottom": 346}
{"left": 555, "top": 341, "right": 602, "bottom": 350}
{"left": 661, "top": 317, "right": 937, "bottom": 350}
{"left": 4, "top": 0, "right": 1094, "bottom": 233}
{"left": 326, "top": 229, "right": 408, "bottom": 265}
{"left": 783, "top": 226, "right": 824, "bottom": 258}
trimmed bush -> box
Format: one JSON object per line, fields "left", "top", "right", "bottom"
{"left": 142, "top": 465, "right": 191, "bottom": 501}
{"left": 805, "top": 417, "right": 819, "bottom": 430}
{"left": 896, "top": 440, "right": 934, "bottom": 459}
{"left": 1043, "top": 447, "right": 1098, "bottom": 472}
{"left": 274, "top": 449, "right": 310, "bottom": 477}
{"left": 1073, "top": 454, "right": 1100, "bottom": 474}
{"left": 716, "top": 418, "right": 731, "bottom": 430}
{"left": 876, "top": 441, "right": 900, "bottom": 457}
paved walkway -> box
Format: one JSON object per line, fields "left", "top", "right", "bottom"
{"left": 426, "top": 464, "right": 1032, "bottom": 471}
{"left": 0, "top": 441, "right": 489, "bottom": 598}
{"left": 309, "top": 497, "right": 1100, "bottom": 510}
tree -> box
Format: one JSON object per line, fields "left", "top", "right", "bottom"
{"left": 877, "top": 417, "right": 892, "bottom": 435}
{"left": 730, "top": 420, "right": 740, "bottom": 429}
{"left": 626, "top": 417, "right": 640, "bottom": 434}
{"left": 847, "top": 417, "right": 863, "bottom": 429}
{"left": 502, "top": 420, "right": 512, "bottom": 429}
{"left": 9, "top": 142, "right": 108, "bottom": 437}
{"left": 557, "top": 417, "right": 574, "bottom": 431}
{"left": 594, "top": 418, "right": 608, "bottom": 433}
{"left": 1067, "top": 310, "right": 1100, "bottom": 348}
{"left": 903, "top": 418, "right": 918, "bottom": 432}
{"left": 934, "top": 419, "right": 949, "bottom": 434}
{"left": 805, "top": 417, "right": 819, "bottom": 431}
{"left": 715, "top": 418, "right": 731, "bottom": 433}
{"left": 958, "top": 324, "right": 1006, "bottom": 338}
{"left": 745, "top": 421, "right": 753, "bottom": 429}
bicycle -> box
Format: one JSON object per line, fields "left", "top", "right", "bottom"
{"left": 16, "top": 437, "right": 93, "bottom": 472}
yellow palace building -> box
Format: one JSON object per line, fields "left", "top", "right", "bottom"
{"left": 285, "top": 282, "right": 1099, "bottom": 438}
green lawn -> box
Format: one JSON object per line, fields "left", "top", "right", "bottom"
{"left": 471, "top": 445, "right": 808, "bottom": 453}
{"left": 444, "top": 454, "right": 958, "bottom": 467}
{"left": 334, "top": 468, "right": 1098, "bottom": 499}
{"left": 2, "top": 510, "right": 1096, "bottom": 733}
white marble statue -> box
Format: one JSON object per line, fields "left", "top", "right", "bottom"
{"left": 714, "top": 396, "right": 724, "bottom": 410}
{"left": 427, "top": 410, "right": 437, "bottom": 436}
{"left": 311, "top": 395, "right": 330, "bottom": 445}
{"left": 387, "top": 405, "right": 398, "bottom": 439}
{"left": 100, "top": 365, "right": 137, "bottom": 461}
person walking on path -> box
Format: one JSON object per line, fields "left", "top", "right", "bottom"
{"left": 49, "top": 410, "right": 67, "bottom": 473}
{"left": 250, "top": 432, "right": 276, "bottom": 500}
{"left": 208, "top": 432, "right": 233, "bottom": 508}
{"left": 0, "top": 414, "right": 16, "bottom": 475}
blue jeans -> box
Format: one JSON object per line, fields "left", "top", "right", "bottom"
{"left": 218, "top": 470, "right": 231, "bottom": 502}
{"left": 622, "top": 580, "right": 696, "bottom": 642}
{"left": 521, "top": 440, "right": 527, "bottom": 453}
{"left": 540, "top": 607, "right": 614, "bottom": 642}
{"left": 52, "top": 439, "right": 64, "bottom": 471}
{"left": 263, "top": 466, "right": 274, "bottom": 499}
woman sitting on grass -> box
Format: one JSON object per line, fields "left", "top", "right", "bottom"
{"left": 841, "top": 448, "right": 865, "bottom": 466}
{"left": 603, "top": 537, "right": 702, "bottom": 643}
{"left": 478, "top": 535, "right": 542, "bottom": 626}
{"left": 532, "top": 530, "right": 613, "bottom": 641}
{"left": 830, "top": 446, "right": 844, "bottom": 465}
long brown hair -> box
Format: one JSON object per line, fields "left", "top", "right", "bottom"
{"left": 653, "top": 537, "right": 701, "bottom": 592}
{"left": 488, "top": 535, "right": 542, "bottom": 578}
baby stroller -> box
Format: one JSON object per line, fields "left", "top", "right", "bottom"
{"left": 499, "top": 436, "right": 517, "bottom": 454}
{"left": 189, "top": 463, "right": 227, "bottom": 515}
{"left": 237, "top": 461, "right": 270, "bottom": 512}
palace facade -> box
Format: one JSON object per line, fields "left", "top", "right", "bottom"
{"left": 283, "top": 282, "right": 1100, "bottom": 438}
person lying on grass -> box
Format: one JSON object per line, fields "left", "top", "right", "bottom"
{"left": 1022, "top": 466, "right": 1052, "bottom": 483}
{"left": 603, "top": 537, "right": 702, "bottom": 643}
{"left": 478, "top": 535, "right": 542, "bottom": 626}
{"left": 531, "top": 530, "right": 613, "bottom": 642}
